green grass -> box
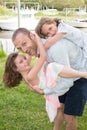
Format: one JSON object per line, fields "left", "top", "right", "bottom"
{"left": 0, "top": 56, "right": 87, "bottom": 130}
{"left": 0, "top": 44, "right": 6, "bottom": 58}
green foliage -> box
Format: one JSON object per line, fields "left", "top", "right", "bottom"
{"left": 0, "top": 5, "right": 10, "bottom": 15}
{"left": 84, "top": 0, "right": 87, "bottom": 4}
{"left": 0, "top": 5, "right": 16, "bottom": 18}
{"left": 0, "top": 43, "right": 6, "bottom": 58}
{"left": 0, "top": 50, "right": 6, "bottom": 57}
{"left": 0, "top": 0, "right": 86, "bottom": 10}
{"left": 52, "top": 0, "right": 85, "bottom": 10}
{"left": 38, "top": 0, "right": 85, "bottom": 10}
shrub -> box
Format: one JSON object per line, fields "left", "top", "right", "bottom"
{"left": 0, "top": 43, "right": 6, "bottom": 57}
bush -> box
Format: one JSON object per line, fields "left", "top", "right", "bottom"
{"left": 0, "top": 5, "right": 16, "bottom": 18}
{"left": 0, "top": 43, "right": 6, "bottom": 57}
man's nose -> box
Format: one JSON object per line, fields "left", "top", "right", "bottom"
{"left": 22, "top": 47, "right": 27, "bottom": 53}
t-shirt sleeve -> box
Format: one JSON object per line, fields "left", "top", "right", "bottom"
{"left": 50, "top": 42, "right": 71, "bottom": 66}
{"left": 63, "top": 30, "right": 84, "bottom": 48}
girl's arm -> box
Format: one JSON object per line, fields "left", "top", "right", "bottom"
{"left": 27, "top": 65, "right": 87, "bottom": 95}
{"left": 44, "top": 66, "right": 87, "bottom": 96}
{"left": 29, "top": 86, "right": 44, "bottom": 95}
{"left": 25, "top": 79, "right": 44, "bottom": 95}
{"left": 44, "top": 32, "right": 66, "bottom": 50}
{"left": 27, "top": 34, "right": 47, "bottom": 80}
{"left": 59, "top": 66, "right": 87, "bottom": 79}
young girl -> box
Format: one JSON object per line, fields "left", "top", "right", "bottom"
{"left": 35, "top": 17, "right": 87, "bottom": 57}
{"left": 3, "top": 34, "right": 87, "bottom": 123}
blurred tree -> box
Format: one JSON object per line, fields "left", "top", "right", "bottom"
{"left": 39, "top": 0, "right": 85, "bottom": 10}
{"left": 0, "top": 0, "right": 85, "bottom": 10}
{"left": 0, "top": 0, "right": 4, "bottom": 5}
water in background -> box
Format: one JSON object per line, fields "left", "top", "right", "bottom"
{"left": 80, "top": 28, "right": 87, "bottom": 33}
{"left": 0, "top": 30, "right": 13, "bottom": 39}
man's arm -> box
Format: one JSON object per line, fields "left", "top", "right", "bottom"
{"left": 63, "top": 30, "right": 84, "bottom": 48}
{"left": 48, "top": 40, "right": 71, "bottom": 66}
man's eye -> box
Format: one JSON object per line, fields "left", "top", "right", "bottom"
{"left": 49, "top": 27, "right": 52, "bottom": 30}
{"left": 19, "top": 60, "right": 22, "bottom": 64}
{"left": 22, "top": 42, "right": 26, "bottom": 46}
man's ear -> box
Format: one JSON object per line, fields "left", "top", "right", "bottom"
{"left": 29, "top": 32, "right": 35, "bottom": 40}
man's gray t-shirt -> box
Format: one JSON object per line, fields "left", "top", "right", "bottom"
{"left": 42, "top": 36, "right": 87, "bottom": 95}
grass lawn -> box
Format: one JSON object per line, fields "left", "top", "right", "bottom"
{"left": 0, "top": 56, "right": 87, "bottom": 130}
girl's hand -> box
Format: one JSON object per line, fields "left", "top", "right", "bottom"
{"left": 32, "top": 87, "right": 44, "bottom": 95}
{"left": 30, "top": 32, "right": 41, "bottom": 44}
{"left": 33, "top": 33, "right": 42, "bottom": 46}
{"left": 28, "top": 83, "right": 44, "bottom": 95}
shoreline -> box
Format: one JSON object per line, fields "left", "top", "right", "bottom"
{"left": 0, "top": 30, "right": 13, "bottom": 39}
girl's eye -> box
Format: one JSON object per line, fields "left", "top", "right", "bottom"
{"left": 19, "top": 60, "right": 23, "bottom": 64}
{"left": 24, "top": 57, "right": 27, "bottom": 60}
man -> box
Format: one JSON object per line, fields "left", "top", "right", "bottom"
{"left": 12, "top": 28, "right": 87, "bottom": 130}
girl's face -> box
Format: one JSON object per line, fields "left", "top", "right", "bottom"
{"left": 14, "top": 54, "right": 31, "bottom": 73}
{"left": 41, "top": 22, "right": 58, "bottom": 37}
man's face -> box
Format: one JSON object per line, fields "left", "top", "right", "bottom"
{"left": 13, "top": 33, "right": 37, "bottom": 56}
